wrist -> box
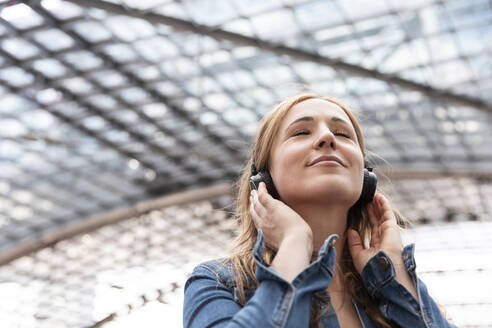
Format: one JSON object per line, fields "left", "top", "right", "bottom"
{"left": 272, "top": 232, "right": 313, "bottom": 282}
{"left": 386, "top": 249, "right": 404, "bottom": 267}
{"left": 282, "top": 231, "right": 313, "bottom": 258}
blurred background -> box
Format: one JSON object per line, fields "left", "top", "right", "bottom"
{"left": 0, "top": 0, "right": 491, "bottom": 327}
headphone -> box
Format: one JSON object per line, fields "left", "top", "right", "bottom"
{"left": 250, "top": 162, "right": 377, "bottom": 205}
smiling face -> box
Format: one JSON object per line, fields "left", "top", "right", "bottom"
{"left": 268, "top": 98, "right": 365, "bottom": 206}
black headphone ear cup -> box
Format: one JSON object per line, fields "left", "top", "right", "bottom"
{"left": 357, "top": 168, "right": 377, "bottom": 205}
{"left": 249, "top": 171, "right": 280, "bottom": 199}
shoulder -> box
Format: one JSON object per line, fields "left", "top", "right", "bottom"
{"left": 185, "top": 258, "right": 236, "bottom": 289}
{"left": 184, "top": 258, "right": 257, "bottom": 306}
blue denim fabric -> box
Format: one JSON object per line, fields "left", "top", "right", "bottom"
{"left": 183, "top": 230, "right": 456, "bottom": 328}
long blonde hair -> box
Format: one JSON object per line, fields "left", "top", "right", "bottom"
{"left": 229, "top": 93, "right": 405, "bottom": 327}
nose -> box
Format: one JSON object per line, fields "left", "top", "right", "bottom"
{"left": 313, "top": 127, "right": 336, "bottom": 149}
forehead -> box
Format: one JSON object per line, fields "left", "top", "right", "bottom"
{"left": 281, "top": 98, "right": 353, "bottom": 128}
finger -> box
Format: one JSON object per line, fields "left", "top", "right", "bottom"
{"left": 367, "top": 203, "right": 380, "bottom": 247}
{"left": 259, "top": 181, "right": 269, "bottom": 195}
{"left": 367, "top": 200, "right": 379, "bottom": 227}
{"left": 347, "top": 229, "right": 363, "bottom": 259}
{"left": 249, "top": 199, "right": 262, "bottom": 228}
{"left": 257, "top": 182, "right": 274, "bottom": 209}
{"left": 251, "top": 190, "right": 268, "bottom": 219}
{"left": 377, "top": 194, "right": 397, "bottom": 225}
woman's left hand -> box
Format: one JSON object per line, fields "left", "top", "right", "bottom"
{"left": 347, "top": 193, "right": 403, "bottom": 275}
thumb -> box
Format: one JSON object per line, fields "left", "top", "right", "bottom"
{"left": 347, "top": 229, "right": 363, "bottom": 259}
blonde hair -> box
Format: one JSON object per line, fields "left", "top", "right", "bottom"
{"left": 229, "top": 93, "right": 406, "bottom": 327}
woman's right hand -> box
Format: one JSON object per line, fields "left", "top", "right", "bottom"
{"left": 249, "top": 182, "right": 313, "bottom": 251}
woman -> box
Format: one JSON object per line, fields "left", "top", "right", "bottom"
{"left": 183, "top": 93, "right": 455, "bottom": 327}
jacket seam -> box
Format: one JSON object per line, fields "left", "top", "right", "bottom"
{"left": 277, "top": 286, "right": 296, "bottom": 328}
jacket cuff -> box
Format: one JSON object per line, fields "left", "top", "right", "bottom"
{"left": 361, "top": 250, "right": 396, "bottom": 297}
{"left": 253, "top": 229, "right": 338, "bottom": 290}
{"left": 402, "top": 244, "right": 417, "bottom": 275}
{"left": 253, "top": 229, "right": 290, "bottom": 285}
{"left": 361, "top": 244, "right": 417, "bottom": 298}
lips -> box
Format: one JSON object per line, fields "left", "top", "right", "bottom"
{"left": 309, "top": 155, "right": 345, "bottom": 167}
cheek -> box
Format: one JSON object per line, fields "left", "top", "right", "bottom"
{"left": 347, "top": 148, "right": 364, "bottom": 183}
{"left": 271, "top": 152, "right": 293, "bottom": 183}
{"left": 355, "top": 168, "right": 364, "bottom": 189}
{"left": 270, "top": 145, "right": 304, "bottom": 187}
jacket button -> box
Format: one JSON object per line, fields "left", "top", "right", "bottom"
{"left": 377, "top": 256, "right": 390, "bottom": 270}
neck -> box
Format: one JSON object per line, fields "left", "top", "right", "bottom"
{"left": 288, "top": 199, "right": 350, "bottom": 291}
{"left": 289, "top": 200, "right": 348, "bottom": 259}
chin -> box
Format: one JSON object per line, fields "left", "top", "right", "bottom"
{"left": 284, "top": 183, "right": 359, "bottom": 205}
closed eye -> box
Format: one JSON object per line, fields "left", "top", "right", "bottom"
{"left": 334, "top": 131, "right": 351, "bottom": 138}
{"left": 292, "top": 130, "right": 351, "bottom": 138}
{"left": 293, "top": 130, "right": 310, "bottom": 136}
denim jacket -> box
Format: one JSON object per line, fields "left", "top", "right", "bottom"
{"left": 183, "top": 231, "right": 456, "bottom": 327}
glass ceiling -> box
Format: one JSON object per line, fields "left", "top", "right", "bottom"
{"left": 0, "top": 0, "right": 491, "bottom": 326}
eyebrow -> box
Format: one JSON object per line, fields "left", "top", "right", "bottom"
{"left": 286, "top": 115, "right": 352, "bottom": 130}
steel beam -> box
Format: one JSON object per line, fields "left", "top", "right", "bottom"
{"left": 0, "top": 183, "right": 233, "bottom": 266}
{"left": 63, "top": 0, "right": 492, "bottom": 114}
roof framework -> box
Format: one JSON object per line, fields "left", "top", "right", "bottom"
{"left": 0, "top": 0, "right": 491, "bottom": 327}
